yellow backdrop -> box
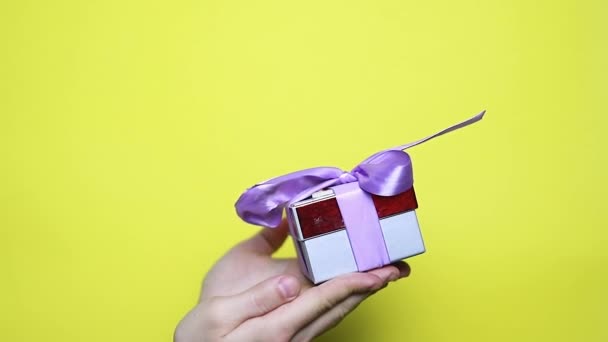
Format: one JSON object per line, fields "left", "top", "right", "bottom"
{"left": 1, "top": 1, "right": 607, "bottom": 341}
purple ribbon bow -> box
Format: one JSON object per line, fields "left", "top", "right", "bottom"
{"left": 235, "top": 111, "right": 485, "bottom": 228}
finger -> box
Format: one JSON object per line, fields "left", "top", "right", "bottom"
{"left": 292, "top": 263, "right": 411, "bottom": 341}
{"left": 291, "top": 292, "right": 372, "bottom": 342}
{"left": 238, "top": 219, "right": 290, "bottom": 255}
{"left": 216, "top": 274, "right": 301, "bottom": 327}
{"left": 393, "top": 261, "right": 411, "bottom": 278}
{"left": 269, "top": 272, "right": 384, "bottom": 337}
{"left": 366, "top": 261, "right": 411, "bottom": 282}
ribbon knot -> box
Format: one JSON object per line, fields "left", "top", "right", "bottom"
{"left": 235, "top": 111, "right": 485, "bottom": 228}
{"left": 338, "top": 172, "right": 357, "bottom": 184}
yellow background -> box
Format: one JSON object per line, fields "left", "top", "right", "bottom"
{"left": 1, "top": 1, "right": 607, "bottom": 341}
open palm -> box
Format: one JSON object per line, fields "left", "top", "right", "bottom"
{"left": 175, "top": 220, "right": 410, "bottom": 342}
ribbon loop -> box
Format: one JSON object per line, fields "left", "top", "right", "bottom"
{"left": 353, "top": 150, "right": 413, "bottom": 196}
{"left": 235, "top": 167, "right": 344, "bottom": 228}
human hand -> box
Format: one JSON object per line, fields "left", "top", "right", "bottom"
{"left": 174, "top": 220, "right": 410, "bottom": 342}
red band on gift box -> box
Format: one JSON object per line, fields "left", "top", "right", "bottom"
{"left": 296, "top": 187, "right": 418, "bottom": 239}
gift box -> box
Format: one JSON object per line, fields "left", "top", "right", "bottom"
{"left": 287, "top": 184, "right": 425, "bottom": 283}
{"left": 235, "top": 111, "right": 485, "bottom": 284}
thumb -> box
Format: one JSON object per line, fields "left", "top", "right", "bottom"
{"left": 221, "top": 275, "right": 301, "bottom": 325}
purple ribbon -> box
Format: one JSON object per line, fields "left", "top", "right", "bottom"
{"left": 235, "top": 110, "right": 485, "bottom": 229}
{"left": 334, "top": 182, "right": 390, "bottom": 270}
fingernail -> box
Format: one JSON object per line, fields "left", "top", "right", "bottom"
{"left": 389, "top": 271, "right": 400, "bottom": 282}
{"left": 394, "top": 262, "right": 411, "bottom": 279}
{"left": 399, "top": 266, "right": 411, "bottom": 278}
{"left": 278, "top": 276, "right": 300, "bottom": 300}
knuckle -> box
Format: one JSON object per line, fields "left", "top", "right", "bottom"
{"left": 262, "top": 321, "right": 293, "bottom": 342}
{"left": 291, "top": 330, "right": 314, "bottom": 342}
{"left": 273, "top": 326, "right": 294, "bottom": 342}
{"left": 203, "top": 298, "right": 225, "bottom": 326}
{"left": 250, "top": 291, "right": 272, "bottom": 315}
{"left": 336, "top": 304, "right": 350, "bottom": 321}
{"left": 315, "top": 287, "right": 341, "bottom": 311}
{"left": 173, "top": 305, "right": 223, "bottom": 342}
{"left": 319, "top": 295, "right": 336, "bottom": 312}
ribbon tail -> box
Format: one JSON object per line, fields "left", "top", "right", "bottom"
{"left": 392, "top": 110, "right": 486, "bottom": 151}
